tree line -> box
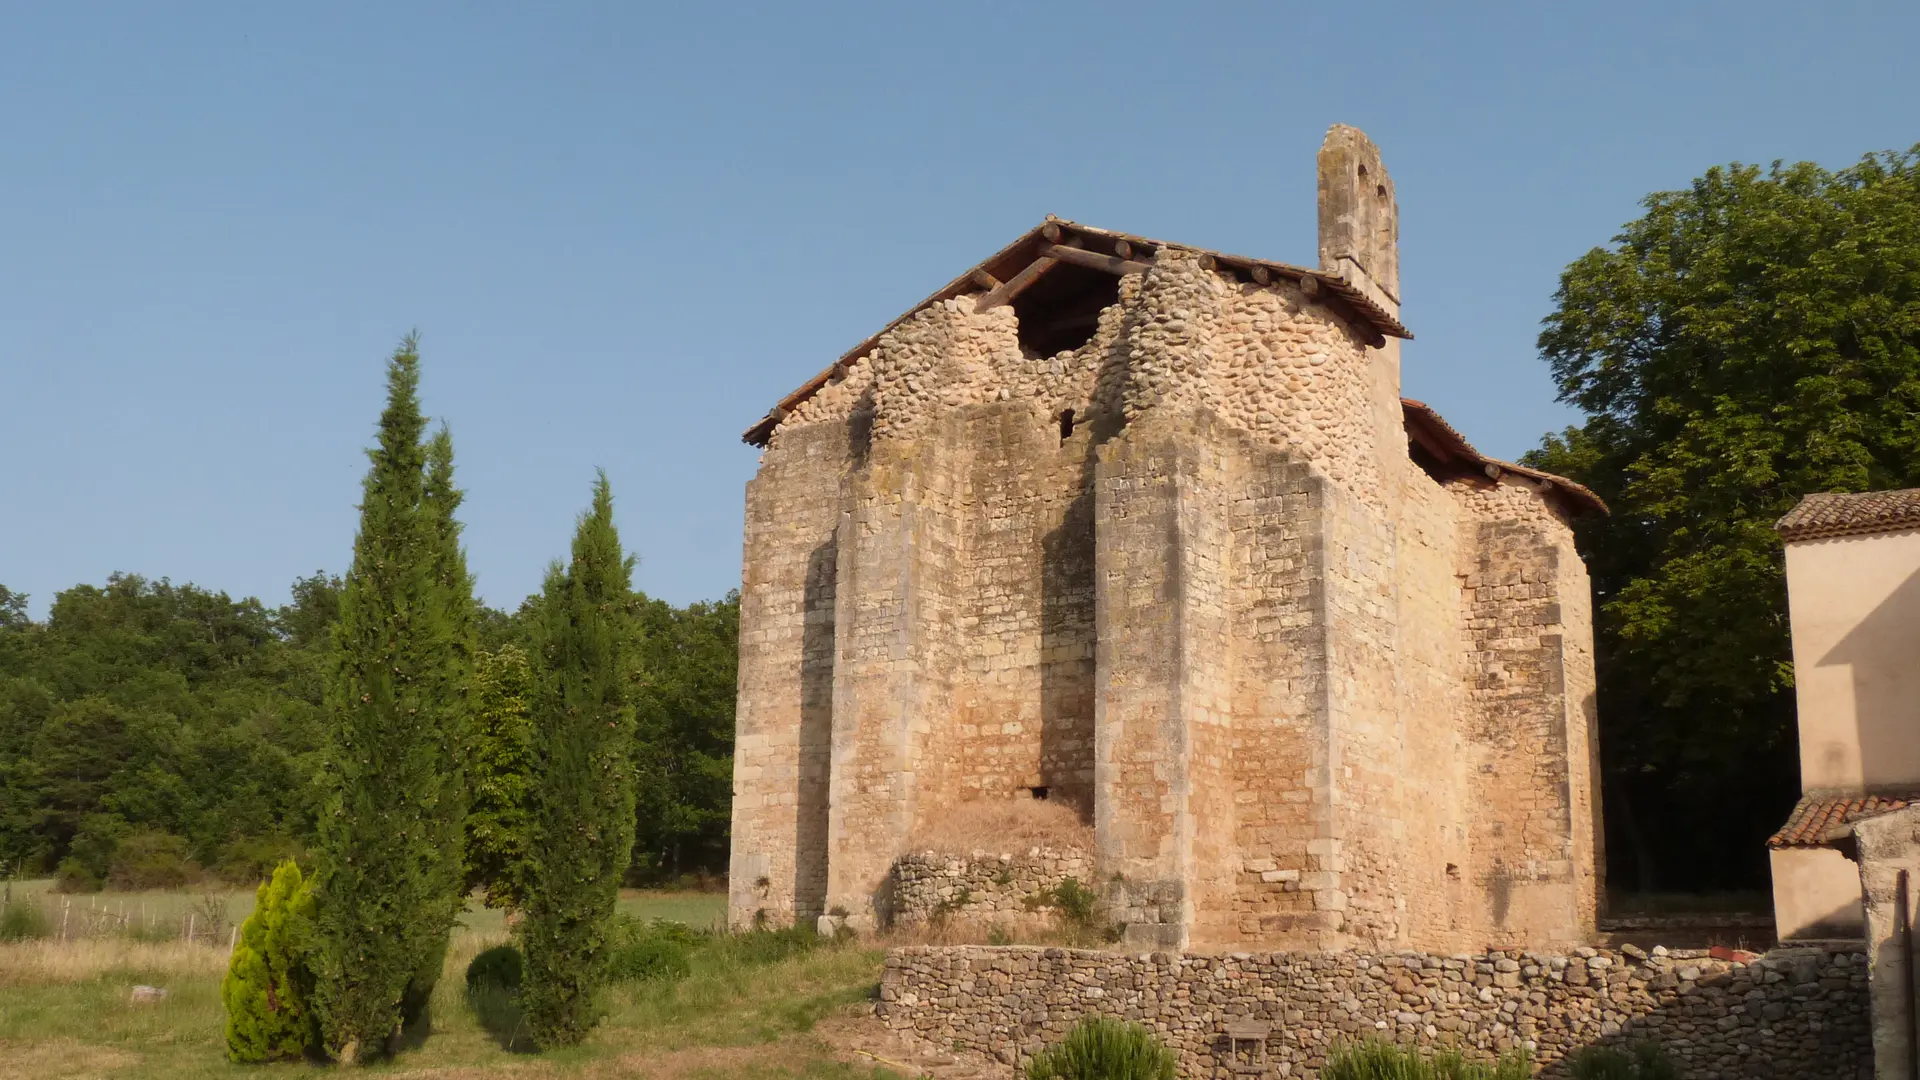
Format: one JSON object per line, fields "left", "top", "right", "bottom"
{"left": 0, "top": 427, "right": 736, "bottom": 900}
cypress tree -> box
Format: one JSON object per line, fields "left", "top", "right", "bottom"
{"left": 400, "top": 425, "right": 477, "bottom": 1024}
{"left": 520, "top": 473, "right": 637, "bottom": 1048}
{"left": 311, "top": 337, "right": 471, "bottom": 1061}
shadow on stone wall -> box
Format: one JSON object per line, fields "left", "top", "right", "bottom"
{"left": 1040, "top": 483, "right": 1096, "bottom": 821}
{"left": 794, "top": 536, "right": 836, "bottom": 921}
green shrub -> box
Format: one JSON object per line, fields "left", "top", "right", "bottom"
{"left": 606, "top": 917, "right": 703, "bottom": 984}
{"left": 0, "top": 899, "right": 51, "bottom": 942}
{"left": 1024, "top": 877, "right": 1117, "bottom": 945}
{"left": 707, "top": 923, "right": 821, "bottom": 968}
{"left": 56, "top": 814, "right": 127, "bottom": 892}
{"left": 1322, "top": 1041, "right": 1530, "bottom": 1080}
{"left": 107, "top": 829, "right": 202, "bottom": 890}
{"left": 465, "top": 944, "right": 526, "bottom": 994}
{"left": 1025, "top": 1016, "right": 1178, "bottom": 1080}
{"left": 1567, "top": 1042, "right": 1678, "bottom": 1080}
{"left": 464, "top": 943, "right": 530, "bottom": 1051}
{"left": 212, "top": 834, "right": 305, "bottom": 885}
{"left": 53, "top": 857, "right": 102, "bottom": 894}
{"left": 222, "top": 860, "right": 320, "bottom": 1063}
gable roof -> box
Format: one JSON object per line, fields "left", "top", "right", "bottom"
{"left": 1402, "top": 398, "right": 1607, "bottom": 516}
{"left": 1777, "top": 489, "right": 1920, "bottom": 542}
{"left": 742, "top": 218, "right": 1413, "bottom": 447}
{"left": 1768, "top": 791, "right": 1919, "bottom": 848}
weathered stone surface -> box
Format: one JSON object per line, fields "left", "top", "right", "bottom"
{"left": 891, "top": 847, "right": 1095, "bottom": 931}
{"left": 879, "top": 944, "right": 1873, "bottom": 1079}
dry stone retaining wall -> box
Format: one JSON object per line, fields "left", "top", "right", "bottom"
{"left": 890, "top": 848, "right": 1096, "bottom": 931}
{"left": 878, "top": 944, "right": 1872, "bottom": 1079}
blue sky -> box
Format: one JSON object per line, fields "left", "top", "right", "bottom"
{"left": 3, "top": 3, "right": 1916, "bottom": 618}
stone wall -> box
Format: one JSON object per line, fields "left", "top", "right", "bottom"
{"left": 879, "top": 944, "right": 1873, "bottom": 1079}
{"left": 889, "top": 848, "right": 1096, "bottom": 931}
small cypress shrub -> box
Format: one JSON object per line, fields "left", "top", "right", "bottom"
{"left": 1025, "top": 1016, "right": 1177, "bottom": 1080}
{"left": 518, "top": 473, "right": 639, "bottom": 1048}
{"left": 1567, "top": 1041, "right": 1678, "bottom": 1080}
{"left": 222, "top": 860, "right": 319, "bottom": 1063}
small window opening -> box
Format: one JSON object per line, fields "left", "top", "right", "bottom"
{"left": 1029, "top": 786, "right": 1050, "bottom": 801}
{"left": 1057, "top": 408, "right": 1076, "bottom": 442}
{"left": 1376, "top": 184, "right": 1388, "bottom": 198}
{"left": 1357, "top": 163, "right": 1369, "bottom": 177}
{"left": 1445, "top": 863, "right": 1460, "bottom": 879}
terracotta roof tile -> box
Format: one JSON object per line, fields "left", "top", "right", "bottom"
{"left": 1400, "top": 399, "right": 1607, "bottom": 516}
{"left": 1767, "top": 792, "right": 1918, "bottom": 848}
{"left": 1777, "top": 489, "right": 1920, "bottom": 542}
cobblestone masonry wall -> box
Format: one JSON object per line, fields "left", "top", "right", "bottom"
{"left": 734, "top": 126, "right": 1601, "bottom": 949}
{"left": 879, "top": 945, "right": 1873, "bottom": 1080}
{"left": 890, "top": 849, "right": 1096, "bottom": 931}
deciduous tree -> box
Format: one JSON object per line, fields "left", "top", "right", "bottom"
{"left": 1525, "top": 147, "right": 1920, "bottom": 891}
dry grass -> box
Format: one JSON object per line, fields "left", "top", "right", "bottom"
{"left": 876, "top": 915, "right": 1072, "bottom": 947}
{"left": 0, "top": 888, "right": 897, "bottom": 1080}
{"left": 905, "top": 797, "right": 1090, "bottom": 855}
{"left": 0, "top": 1037, "right": 141, "bottom": 1078}
{"left": 0, "top": 938, "right": 232, "bottom": 986}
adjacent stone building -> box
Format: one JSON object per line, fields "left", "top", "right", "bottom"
{"left": 729, "top": 126, "right": 1606, "bottom": 954}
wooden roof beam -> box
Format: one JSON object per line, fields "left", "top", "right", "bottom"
{"left": 1040, "top": 243, "right": 1152, "bottom": 276}
{"left": 975, "top": 254, "right": 1059, "bottom": 310}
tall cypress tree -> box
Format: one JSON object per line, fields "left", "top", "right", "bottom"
{"left": 520, "top": 473, "right": 637, "bottom": 1048}
{"left": 401, "top": 425, "right": 476, "bottom": 1022}
{"left": 312, "top": 337, "right": 471, "bottom": 1061}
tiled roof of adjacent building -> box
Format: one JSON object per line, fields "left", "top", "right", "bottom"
{"left": 1776, "top": 489, "right": 1920, "bottom": 542}
{"left": 1767, "top": 791, "right": 1919, "bottom": 848}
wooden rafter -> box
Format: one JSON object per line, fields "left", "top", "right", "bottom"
{"left": 1040, "top": 243, "right": 1152, "bottom": 276}
{"left": 974, "top": 255, "right": 1058, "bottom": 311}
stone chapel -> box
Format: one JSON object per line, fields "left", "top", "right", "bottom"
{"left": 728, "top": 125, "right": 1606, "bottom": 953}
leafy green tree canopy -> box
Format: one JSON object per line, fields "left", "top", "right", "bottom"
{"left": 1526, "top": 146, "right": 1920, "bottom": 890}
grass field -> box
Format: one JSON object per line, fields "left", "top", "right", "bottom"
{"left": 0, "top": 885, "right": 902, "bottom": 1080}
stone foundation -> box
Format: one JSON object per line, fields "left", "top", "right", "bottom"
{"left": 891, "top": 848, "right": 1096, "bottom": 931}
{"left": 878, "top": 944, "right": 1873, "bottom": 1079}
